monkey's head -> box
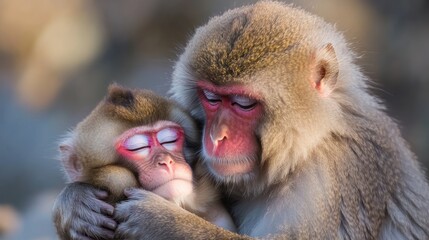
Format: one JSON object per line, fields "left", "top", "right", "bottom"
{"left": 60, "top": 84, "right": 199, "bottom": 203}
{"left": 170, "top": 2, "right": 361, "bottom": 195}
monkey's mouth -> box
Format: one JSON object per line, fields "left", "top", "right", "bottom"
{"left": 203, "top": 148, "right": 257, "bottom": 176}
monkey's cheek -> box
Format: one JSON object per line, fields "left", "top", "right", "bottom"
{"left": 152, "top": 180, "right": 193, "bottom": 201}
{"left": 209, "top": 160, "right": 255, "bottom": 176}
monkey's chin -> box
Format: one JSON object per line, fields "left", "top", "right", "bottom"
{"left": 209, "top": 160, "right": 255, "bottom": 177}
{"left": 152, "top": 179, "right": 193, "bottom": 202}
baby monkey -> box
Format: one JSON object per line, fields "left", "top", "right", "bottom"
{"left": 53, "top": 85, "right": 235, "bottom": 239}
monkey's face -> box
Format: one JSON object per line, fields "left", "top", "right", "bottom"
{"left": 115, "top": 120, "right": 194, "bottom": 202}
{"left": 197, "top": 81, "right": 263, "bottom": 179}
{"left": 171, "top": 4, "right": 342, "bottom": 192}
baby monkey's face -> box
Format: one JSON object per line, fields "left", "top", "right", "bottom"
{"left": 115, "top": 120, "right": 194, "bottom": 201}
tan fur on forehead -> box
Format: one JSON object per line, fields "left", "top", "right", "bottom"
{"left": 189, "top": 1, "right": 318, "bottom": 84}
{"left": 103, "top": 84, "right": 171, "bottom": 125}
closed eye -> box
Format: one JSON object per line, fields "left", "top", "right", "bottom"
{"left": 157, "top": 128, "right": 179, "bottom": 144}
{"left": 234, "top": 102, "right": 257, "bottom": 110}
{"left": 161, "top": 140, "right": 179, "bottom": 151}
{"left": 203, "top": 90, "right": 221, "bottom": 104}
{"left": 124, "top": 134, "right": 150, "bottom": 151}
{"left": 231, "top": 95, "right": 257, "bottom": 111}
{"left": 160, "top": 140, "right": 177, "bottom": 145}
{"left": 157, "top": 128, "right": 181, "bottom": 151}
{"left": 128, "top": 146, "right": 149, "bottom": 151}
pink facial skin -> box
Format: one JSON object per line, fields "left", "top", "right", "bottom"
{"left": 197, "top": 81, "right": 263, "bottom": 177}
{"left": 115, "top": 121, "right": 193, "bottom": 201}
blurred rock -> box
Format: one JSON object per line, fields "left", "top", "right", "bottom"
{"left": 3, "top": 191, "right": 58, "bottom": 240}
{"left": 0, "top": 0, "right": 106, "bottom": 111}
{"left": 0, "top": 205, "right": 20, "bottom": 237}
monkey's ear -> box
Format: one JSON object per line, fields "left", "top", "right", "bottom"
{"left": 311, "top": 43, "right": 339, "bottom": 97}
{"left": 106, "top": 84, "right": 135, "bottom": 108}
{"left": 59, "top": 143, "right": 83, "bottom": 182}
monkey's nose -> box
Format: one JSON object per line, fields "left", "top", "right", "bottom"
{"left": 210, "top": 124, "right": 228, "bottom": 148}
{"left": 156, "top": 153, "right": 175, "bottom": 171}
{"left": 158, "top": 158, "right": 174, "bottom": 166}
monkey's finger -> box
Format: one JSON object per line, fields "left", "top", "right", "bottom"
{"left": 93, "top": 189, "right": 109, "bottom": 200}
{"left": 85, "top": 197, "right": 115, "bottom": 216}
{"left": 115, "top": 221, "right": 139, "bottom": 239}
{"left": 99, "top": 203, "right": 115, "bottom": 217}
{"left": 73, "top": 220, "right": 115, "bottom": 240}
{"left": 69, "top": 229, "right": 95, "bottom": 240}
{"left": 75, "top": 236, "right": 94, "bottom": 240}
{"left": 77, "top": 210, "right": 117, "bottom": 231}
{"left": 114, "top": 201, "right": 134, "bottom": 222}
{"left": 124, "top": 187, "right": 146, "bottom": 199}
{"left": 113, "top": 207, "right": 127, "bottom": 222}
{"left": 100, "top": 217, "right": 118, "bottom": 230}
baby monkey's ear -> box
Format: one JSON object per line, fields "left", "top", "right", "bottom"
{"left": 59, "top": 136, "right": 83, "bottom": 182}
{"left": 106, "top": 84, "right": 136, "bottom": 108}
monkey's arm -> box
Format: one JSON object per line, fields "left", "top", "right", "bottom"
{"left": 114, "top": 188, "right": 250, "bottom": 240}
{"left": 52, "top": 182, "right": 117, "bottom": 240}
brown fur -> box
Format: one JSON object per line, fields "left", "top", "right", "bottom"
{"left": 164, "top": 1, "right": 429, "bottom": 239}
{"left": 63, "top": 85, "right": 186, "bottom": 203}
{"left": 54, "top": 84, "right": 236, "bottom": 239}
{"left": 86, "top": 165, "right": 138, "bottom": 203}
{"left": 103, "top": 84, "right": 172, "bottom": 125}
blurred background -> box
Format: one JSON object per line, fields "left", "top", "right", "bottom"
{"left": 0, "top": 0, "right": 428, "bottom": 239}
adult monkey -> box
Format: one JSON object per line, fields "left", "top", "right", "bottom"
{"left": 114, "top": 1, "right": 429, "bottom": 239}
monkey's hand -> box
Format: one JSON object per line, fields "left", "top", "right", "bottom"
{"left": 114, "top": 188, "right": 250, "bottom": 240}
{"left": 52, "top": 182, "right": 117, "bottom": 240}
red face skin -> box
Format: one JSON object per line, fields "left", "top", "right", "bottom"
{"left": 197, "top": 81, "right": 263, "bottom": 177}
{"left": 115, "top": 121, "right": 193, "bottom": 201}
